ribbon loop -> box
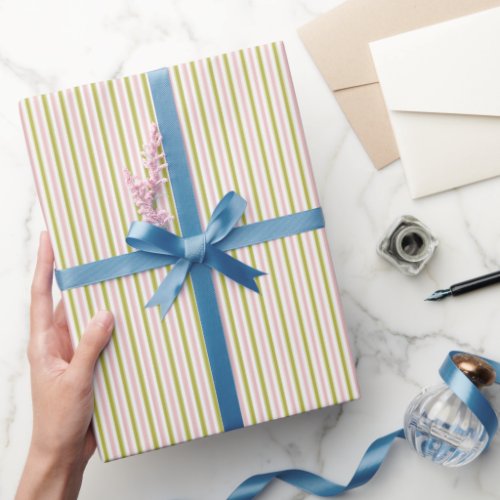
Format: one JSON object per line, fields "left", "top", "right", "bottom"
{"left": 126, "top": 220, "right": 184, "bottom": 256}
{"left": 206, "top": 191, "right": 247, "bottom": 243}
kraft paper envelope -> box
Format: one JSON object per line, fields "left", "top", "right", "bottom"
{"left": 370, "top": 7, "right": 500, "bottom": 198}
{"left": 298, "top": 0, "right": 500, "bottom": 170}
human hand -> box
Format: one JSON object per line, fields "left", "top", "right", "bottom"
{"left": 16, "top": 232, "right": 114, "bottom": 500}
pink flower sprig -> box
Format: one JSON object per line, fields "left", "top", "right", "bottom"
{"left": 123, "top": 123, "right": 173, "bottom": 227}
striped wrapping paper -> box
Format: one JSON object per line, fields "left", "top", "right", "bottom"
{"left": 20, "top": 42, "right": 359, "bottom": 461}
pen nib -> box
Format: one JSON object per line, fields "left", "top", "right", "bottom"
{"left": 425, "top": 288, "right": 452, "bottom": 301}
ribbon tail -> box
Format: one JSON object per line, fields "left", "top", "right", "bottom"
{"left": 227, "top": 429, "right": 405, "bottom": 500}
{"left": 206, "top": 246, "right": 265, "bottom": 293}
{"left": 146, "top": 259, "right": 192, "bottom": 318}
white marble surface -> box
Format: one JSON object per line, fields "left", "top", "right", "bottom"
{"left": 1, "top": 0, "right": 500, "bottom": 499}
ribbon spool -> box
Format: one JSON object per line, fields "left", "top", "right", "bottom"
{"left": 228, "top": 351, "right": 500, "bottom": 500}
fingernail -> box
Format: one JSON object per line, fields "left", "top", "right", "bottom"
{"left": 94, "top": 310, "right": 114, "bottom": 331}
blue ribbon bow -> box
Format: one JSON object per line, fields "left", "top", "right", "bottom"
{"left": 126, "top": 192, "right": 265, "bottom": 318}
{"left": 55, "top": 191, "right": 324, "bottom": 320}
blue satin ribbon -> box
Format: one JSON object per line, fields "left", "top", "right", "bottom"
{"left": 55, "top": 194, "right": 324, "bottom": 319}
{"left": 228, "top": 351, "right": 500, "bottom": 499}
{"left": 127, "top": 191, "right": 265, "bottom": 318}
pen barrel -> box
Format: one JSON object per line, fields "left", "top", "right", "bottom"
{"left": 451, "top": 271, "right": 500, "bottom": 296}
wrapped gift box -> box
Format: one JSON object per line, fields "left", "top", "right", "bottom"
{"left": 20, "top": 42, "right": 359, "bottom": 461}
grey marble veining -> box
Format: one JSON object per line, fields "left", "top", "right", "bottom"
{"left": 1, "top": 1, "right": 500, "bottom": 499}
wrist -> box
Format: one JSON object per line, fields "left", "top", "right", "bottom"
{"left": 16, "top": 445, "right": 86, "bottom": 500}
{"left": 31, "top": 440, "right": 87, "bottom": 470}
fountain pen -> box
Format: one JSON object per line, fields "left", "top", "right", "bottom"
{"left": 426, "top": 270, "right": 500, "bottom": 301}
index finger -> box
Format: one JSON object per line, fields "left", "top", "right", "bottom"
{"left": 30, "top": 231, "right": 54, "bottom": 332}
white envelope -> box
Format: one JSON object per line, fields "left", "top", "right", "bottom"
{"left": 370, "top": 7, "right": 500, "bottom": 198}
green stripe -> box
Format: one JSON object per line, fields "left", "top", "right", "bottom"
{"left": 91, "top": 79, "right": 176, "bottom": 444}
{"left": 24, "top": 98, "right": 114, "bottom": 460}
{"left": 271, "top": 43, "right": 353, "bottom": 400}
{"left": 190, "top": 60, "right": 275, "bottom": 421}
{"left": 255, "top": 46, "right": 323, "bottom": 407}
{"left": 141, "top": 73, "right": 223, "bottom": 435}
{"left": 226, "top": 51, "right": 308, "bottom": 412}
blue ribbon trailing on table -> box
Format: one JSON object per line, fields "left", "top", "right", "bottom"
{"left": 54, "top": 67, "right": 325, "bottom": 433}
{"left": 227, "top": 351, "right": 500, "bottom": 499}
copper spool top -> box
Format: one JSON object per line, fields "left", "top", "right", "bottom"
{"left": 452, "top": 353, "right": 496, "bottom": 387}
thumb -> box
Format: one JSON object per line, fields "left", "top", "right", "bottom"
{"left": 69, "top": 310, "right": 114, "bottom": 381}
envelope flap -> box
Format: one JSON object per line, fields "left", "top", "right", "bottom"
{"left": 299, "top": 0, "right": 500, "bottom": 92}
{"left": 370, "top": 7, "right": 500, "bottom": 117}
